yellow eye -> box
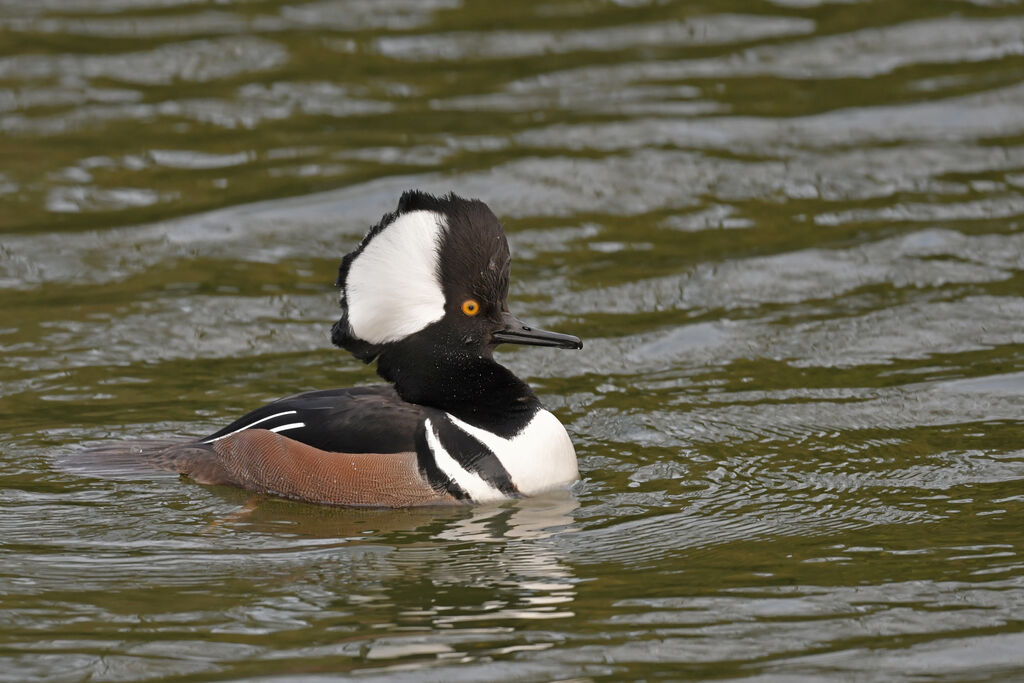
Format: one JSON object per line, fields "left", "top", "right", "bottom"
{"left": 461, "top": 299, "right": 480, "bottom": 316}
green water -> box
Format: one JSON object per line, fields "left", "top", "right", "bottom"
{"left": 2, "top": 1, "right": 1024, "bottom": 680}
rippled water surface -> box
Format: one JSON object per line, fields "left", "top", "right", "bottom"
{"left": 3, "top": 0, "right": 1024, "bottom": 680}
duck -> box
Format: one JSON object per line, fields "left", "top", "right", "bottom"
{"left": 95, "top": 191, "right": 583, "bottom": 507}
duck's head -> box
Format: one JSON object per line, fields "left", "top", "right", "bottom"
{"left": 331, "top": 191, "right": 582, "bottom": 368}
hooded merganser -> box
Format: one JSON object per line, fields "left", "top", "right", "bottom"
{"left": 99, "top": 191, "right": 583, "bottom": 507}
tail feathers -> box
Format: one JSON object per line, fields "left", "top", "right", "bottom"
{"left": 64, "top": 438, "right": 246, "bottom": 488}
{"left": 61, "top": 438, "right": 194, "bottom": 480}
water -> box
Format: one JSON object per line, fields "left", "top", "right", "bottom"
{"left": 2, "top": 0, "right": 1024, "bottom": 680}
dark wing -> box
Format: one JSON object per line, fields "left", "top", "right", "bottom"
{"left": 200, "top": 385, "right": 424, "bottom": 454}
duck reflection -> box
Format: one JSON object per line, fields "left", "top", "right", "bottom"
{"left": 434, "top": 489, "right": 579, "bottom": 542}
{"left": 428, "top": 491, "right": 580, "bottom": 624}
{"left": 225, "top": 489, "right": 582, "bottom": 630}
{"left": 224, "top": 486, "right": 578, "bottom": 542}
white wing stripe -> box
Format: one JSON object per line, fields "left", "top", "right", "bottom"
{"left": 202, "top": 410, "right": 299, "bottom": 443}
{"left": 269, "top": 422, "right": 305, "bottom": 434}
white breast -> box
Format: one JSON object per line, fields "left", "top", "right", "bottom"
{"left": 446, "top": 410, "right": 579, "bottom": 497}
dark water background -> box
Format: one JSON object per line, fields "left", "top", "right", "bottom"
{"left": 3, "top": 1, "right": 1024, "bottom": 680}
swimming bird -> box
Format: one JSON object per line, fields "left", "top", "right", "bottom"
{"left": 87, "top": 191, "right": 583, "bottom": 507}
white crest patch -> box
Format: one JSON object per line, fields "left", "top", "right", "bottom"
{"left": 345, "top": 210, "right": 447, "bottom": 344}
{"left": 446, "top": 411, "right": 578, "bottom": 496}
{"left": 424, "top": 418, "right": 505, "bottom": 502}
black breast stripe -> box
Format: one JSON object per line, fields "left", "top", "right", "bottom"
{"left": 432, "top": 415, "right": 520, "bottom": 498}
{"left": 414, "top": 421, "right": 470, "bottom": 500}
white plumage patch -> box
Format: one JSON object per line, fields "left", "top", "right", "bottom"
{"left": 345, "top": 210, "right": 447, "bottom": 344}
{"left": 446, "top": 411, "right": 578, "bottom": 496}
{"left": 203, "top": 410, "right": 297, "bottom": 444}
{"left": 424, "top": 418, "right": 505, "bottom": 502}
{"left": 269, "top": 422, "right": 305, "bottom": 433}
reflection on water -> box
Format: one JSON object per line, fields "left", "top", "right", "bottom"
{"left": 0, "top": 485, "right": 584, "bottom": 680}
{"left": 2, "top": 0, "right": 1024, "bottom": 680}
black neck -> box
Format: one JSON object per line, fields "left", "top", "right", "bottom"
{"left": 376, "top": 349, "right": 539, "bottom": 437}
